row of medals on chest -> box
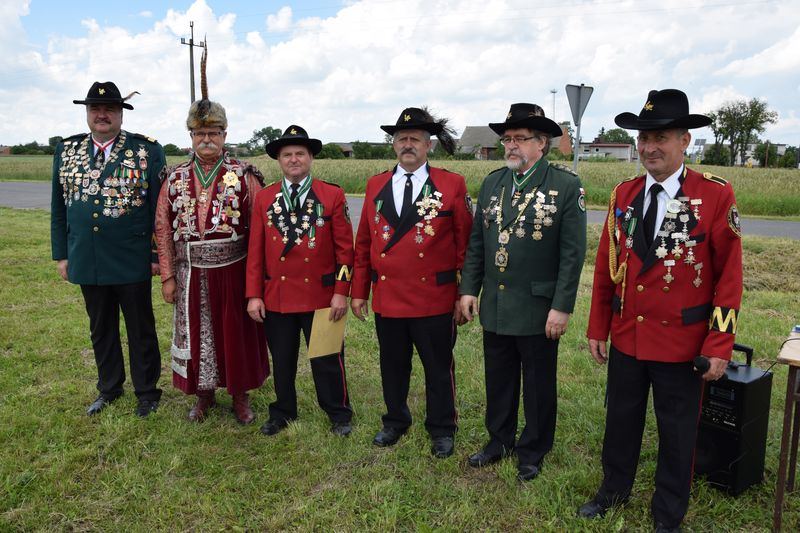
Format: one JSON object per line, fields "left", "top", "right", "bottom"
{"left": 60, "top": 140, "right": 150, "bottom": 216}
{"left": 267, "top": 193, "right": 324, "bottom": 248}
{"left": 379, "top": 190, "right": 443, "bottom": 244}
{"left": 173, "top": 171, "right": 241, "bottom": 238}
{"left": 626, "top": 196, "right": 704, "bottom": 287}
{"left": 493, "top": 187, "right": 558, "bottom": 271}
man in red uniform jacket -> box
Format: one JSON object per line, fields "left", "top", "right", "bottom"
{"left": 578, "top": 89, "right": 743, "bottom": 532}
{"left": 246, "top": 126, "right": 354, "bottom": 437}
{"left": 351, "top": 107, "right": 473, "bottom": 458}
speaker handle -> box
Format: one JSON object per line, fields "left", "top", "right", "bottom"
{"left": 733, "top": 343, "right": 753, "bottom": 366}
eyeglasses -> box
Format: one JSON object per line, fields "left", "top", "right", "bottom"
{"left": 191, "top": 131, "right": 225, "bottom": 139}
{"left": 499, "top": 136, "right": 535, "bottom": 146}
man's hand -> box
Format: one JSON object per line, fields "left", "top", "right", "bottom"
{"left": 701, "top": 356, "right": 728, "bottom": 382}
{"left": 247, "top": 297, "right": 266, "bottom": 323}
{"left": 460, "top": 295, "right": 479, "bottom": 322}
{"left": 351, "top": 298, "right": 368, "bottom": 321}
{"left": 161, "top": 277, "right": 177, "bottom": 304}
{"left": 56, "top": 259, "right": 68, "bottom": 281}
{"left": 545, "top": 309, "right": 570, "bottom": 340}
{"left": 588, "top": 339, "right": 608, "bottom": 364}
{"left": 453, "top": 300, "right": 467, "bottom": 326}
{"left": 329, "top": 294, "right": 347, "bottom": 322}
{"left": 151, "top": 263, "right": 160, "bottom": 276}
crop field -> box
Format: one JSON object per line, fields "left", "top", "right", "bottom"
{"left": 1, "top": 207, "right": 800, "bottom": 531}
{"left": 1, "top": 154, "right": 799, "bottom": 216}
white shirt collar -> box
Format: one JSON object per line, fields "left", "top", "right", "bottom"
{"left": 283, "top": 175, "right": 309, "bottom": 189}
{"left": 645, "top": 165, "right": 683, "bottom": 200}
{"left": 393, "top": 163, "right": 428, "bottom": 184}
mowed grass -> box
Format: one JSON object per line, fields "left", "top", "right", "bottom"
{"left": 2, "top": 154, "right": 800, "bottom": 217}
{"left": 1, "top": 207, "right": 799, "bottom": 531}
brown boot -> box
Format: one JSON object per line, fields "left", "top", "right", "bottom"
{"left": 232, "top": 392, "right": 255, "bottom": 425}
{"left": 188, "top": 390, "right": 216, "bottom": 422}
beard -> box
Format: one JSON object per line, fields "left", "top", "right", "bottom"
{"left": 504, "top": 150, "right": 528, "bottom": 170}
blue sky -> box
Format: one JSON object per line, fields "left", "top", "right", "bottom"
{"left": 2, "top": 0, "right": 799, "bottom": 150}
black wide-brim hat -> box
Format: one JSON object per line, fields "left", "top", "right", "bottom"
{"left": 73, "top": 81, "right": 134, "bottom": 110}
{"left": 265, "top": 125, "right": 323, "bottom": 159}
{"left": 615, "top": 89, "right": 711, "bottom": 130}
{"left": 380, "top": 107, "right": 444, "bottom": 135}
{"left": 489, "top": 103, "right": 562, "bottom": 137}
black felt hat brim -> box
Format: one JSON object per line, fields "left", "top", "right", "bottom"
{"left": 614, "top": 112, "right": 711, "bottom": 131}
{"left": 380, "top": 123, "right": 444, "bottom": 136}
{"left": 265, "top": 138, "right": 323, "bottom": 159}
{"left": 488, "top": 116, "right": 562, "bottom": 137}
{"left": 73, "top": 98, "right": 133, "bottom": 110}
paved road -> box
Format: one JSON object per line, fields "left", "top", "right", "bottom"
{"left": 2, "top": 181, "right": 799, "bottom": 239}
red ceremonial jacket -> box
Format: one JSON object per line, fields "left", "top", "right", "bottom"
{"left": 587, "top": 167, "right": 743, "bottom": 362}
{"left": 246, "top": 179, "right": 354, "bottom": 313}
{"left": 352, "top": 165, "right": 473, "bottom": 318}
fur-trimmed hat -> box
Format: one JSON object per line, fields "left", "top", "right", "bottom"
{"left": 185, "top": 43, "right": 228, "bottom": 130}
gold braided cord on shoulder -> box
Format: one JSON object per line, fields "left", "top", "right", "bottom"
{"left": 607, "top": 186, "right": 626, "bottom": 285}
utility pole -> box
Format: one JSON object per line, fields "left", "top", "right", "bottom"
{"left": 550, "top": 89, "right": 557, "bottom": 120}
{"left": 180, "top": 21, "right": 205, "bottom": 103}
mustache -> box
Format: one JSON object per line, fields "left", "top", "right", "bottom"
{"left": 401, "top": 148, "right": 417, "bottom": 156}
{"left": 197, "top": 141, "right": 219, "bottom": 151}
{"left": 94, "top": 119, "right": 112, "bottom": 124}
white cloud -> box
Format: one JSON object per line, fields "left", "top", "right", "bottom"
{"left": 139, "top": 10, "right": 153, "bottom": 18}
{"left": 266, "top": 6, "right": 292, "bottom": 33}
{"left": 0, "top": 0, "right": 798, "bottom": 148}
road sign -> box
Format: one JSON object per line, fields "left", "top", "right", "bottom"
{"left": 565, "top": 84, "right": 593, "bottom": 172}
{"left": 565, "top": 84, "right": 593, "bottom": 126}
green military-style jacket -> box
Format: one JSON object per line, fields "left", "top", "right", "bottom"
{"left": 460, "top": 160, "right": 587, "bottom": 336}
{"left": 50, "top": 130, "right": 165, "bottom": 285}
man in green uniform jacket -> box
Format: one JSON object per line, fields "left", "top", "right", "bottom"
{"left": 51, "top": 81, "right": 165, "bottom": 417}
{"left": 460, "top": 103, "right": 587, "bottom": 481}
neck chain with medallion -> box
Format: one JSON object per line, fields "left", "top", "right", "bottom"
{"left": 495, "top": 185, "right": 538, "bottom": 272}
{"left": 281, "top": 177, "right": 312, "bottom": 211}
{"left": 193, "top": 156, "right": 224, "bottom": 189}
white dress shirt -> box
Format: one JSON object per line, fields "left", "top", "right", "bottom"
{"left": 643, "top": 165, "right": 683, "bottom": 243}
{"left": 392, "top": 163, "right": 428, "bottom": 216}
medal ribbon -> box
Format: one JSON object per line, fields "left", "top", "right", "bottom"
{"left": 513, "top": 159, "right": 542, "bottom": 192}
{"left": 281, "top": 177, "right": 312, "bottom": 211}
{"left": 193, "top": 156, "right": 224, "bottom": 189}
{"left": 309, "top": 203, "right": 324, "bottom": 240}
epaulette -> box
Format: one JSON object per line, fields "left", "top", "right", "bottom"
{"left": 242, "top": 163, "right": 266, "bottom": 186}
{"left": 550, "top": 162, "right": 578, "bottom": 176}
{"left": 130, "top": 132, "right": 158, "bottom": 144}
{"left": 487, "top": 166, "right": 507, "bottom": 177}
{"left": 703, "top": 172, "right": 727, "bottom": 186}
{"left": 63, "top": 133, "right": 88, "bottom": 141}
{"left": 321, "top": 179, "right": 342, "bottom": 189}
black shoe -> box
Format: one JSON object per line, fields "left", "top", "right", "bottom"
{"left": 431, "top": 436, "right": 455, "bottom": 458}
{"left": 372, "top": 427, "right": 406, "bottom": 447}
{"left": 468, "top": 449, "right": 503, "bottom": 467}
{"left": 517, "top": 463, "right": 540, "bottom": 481}
{"left": 331, "top": 422, "right": 352, "bottom": 437}
{"left": 86, "top": 394, "right": 119, "bottom": 416}
{"left": 577, "top": 497, "right": 623, "bottom": 519}
{"left": 260, "top": 419, "right": 288, "bottom": 436}
{"left": 136, "top": 399, "right": 159, "bottom": 417}
{"left": 655, "top": 523, "right": 682, "bottom": 533}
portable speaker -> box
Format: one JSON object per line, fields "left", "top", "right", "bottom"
{"left": 694, "top": 344, "right": 773, "bottom": 495}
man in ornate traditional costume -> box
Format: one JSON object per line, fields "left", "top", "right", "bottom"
{"left": 246, "top": 126, "right": 354, "bottom": 437}
{"left": 155, "top": 48, "right": 268, "bottom": 424}
{"left": 351, "top": 107, "right": 473, "bottom": 458}
{"left": 51, "top": 81, "right": 164, "bottom": 417}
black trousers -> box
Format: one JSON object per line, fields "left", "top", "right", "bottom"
{"left": 374, "top": 312, "right": 457, "bottom": 438}
{"left": 482, "top": 330, "right": 558, "bottom": 466}
{"left": 263, "top": 311, "right": 352, "bottom": 424}
{"left": 595, "top": 346, "right": 703, "bottom": 528}
{"left": 80, "top": 280, "right": 161, "bottom": 401}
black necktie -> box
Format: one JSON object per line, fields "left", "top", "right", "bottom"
{"left": 643, "top": 183, "right": 663, "bottom": 248}
{"left": 289, "top": 183, "right": 300, "bottom": 211}
{"left": 401, "top": 173, "right": 413, "bottom": 218}
{"left": 94, "top": 147, "right": 105, "bottom": 167}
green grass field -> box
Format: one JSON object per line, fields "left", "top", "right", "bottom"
{"left": 2, "top": 155, "right": 799, "bottom": 217}
{"left": 1, "top": 207, "right": 799, "bottom": 531}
